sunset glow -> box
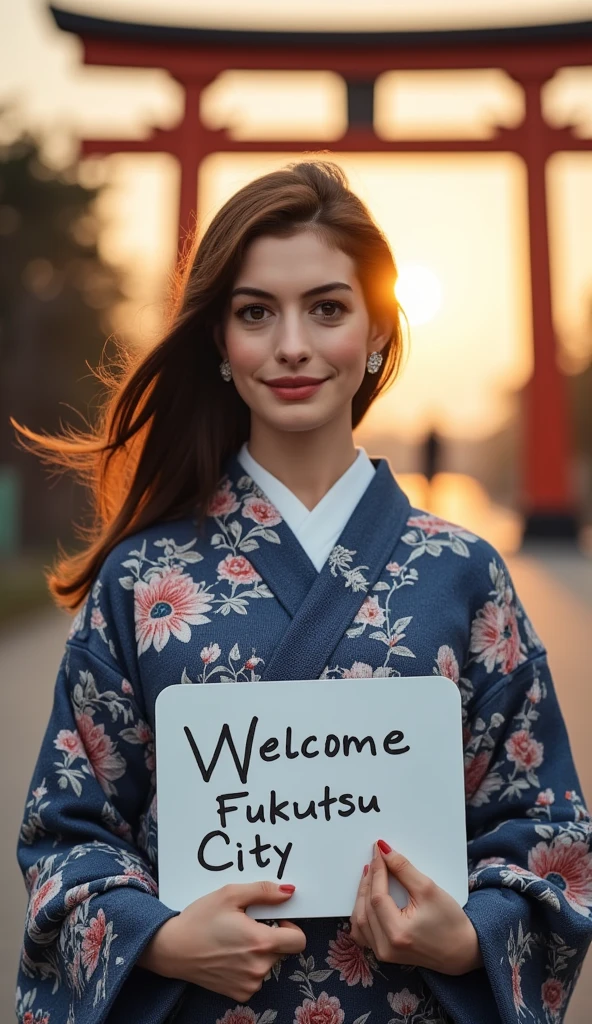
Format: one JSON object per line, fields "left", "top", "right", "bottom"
{"left": 396, "top": 264, "right": 443, "bottom": 326}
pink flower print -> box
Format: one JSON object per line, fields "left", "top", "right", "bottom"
{"left": 326, "top": 927, "right": 374, "bottom": 987}
{"left": 295, "top": 991, "right": 345, "bottom": 1024}
{"left": 134, "top": 721, "right": 153, "bottom": 744}
{"left": 541, "top": 978, "right": 565, "bottom": 1014}
{"left": 134, "top": 569, "right": 212, "bottom": 654}
{"left": 536, "top": 788, "right": 555, "bottom": 807}
{"left": 407, "top": 513, "right": 467, "bottom": 537}
{"left": 386, "top": 561, "right": 401, "bottom": 575}
{"left": 208, "top": 482, "right": 240, "bottom": 518}
{"left": 342, "top": 662, "right": 373, "bottom": 678}
{"left": 32, "top": 782, "right": 48, "bottom": 800}
{"left": 217, "top": 555, "right": 261, "bottom": 585}
{"left": 436, "top": 645, "right": 460, "bottom": 684}
{"left": 528, "top": 838, "right": 592, "bottom": 915}
{"left": 244, "top": 655, "right": 262, "bottom": 670}
{"left": 475, "top": 857, "right": 506, "bottom": 868}
{"left": 216, "top": 1009, "right": 257, "bottom": 1024}
{"left": 512, "top": 962, "right": 525, "bottom": 1013}
{"left": 527, "top": 679, "right": 542, "bottom": 704}
{"left": 122, "top": 866, "right": 157, "bottom": 892}
{"left": 54, "top": 729, "right": 84, "bottom": 758}
{"left": 201, "top": 643, "right": 221, "bottom": 664}
{"left": 30, "top": 872, "right": 62, "bottom": 922}
{"left": 90, "top": 607, "right": 106, "bottom": 631}
{"left": 354, "top": 596, "right": 385, "bottom": 628}
{"left": 505, "top": 729, "right": 544, "bottom": 772}
{"left": 387, "top": 988, "right": 420, "bottom": 1016}
{"left": 470, "top": 599, "right": 525, "bottom": 675}
{"left": 75, "top": 712, "right": 126, "bottom": 793}
{"left": 81, "top": 908, "right": 107, "bottom": 979}
{"left": 506, "top": 863, "right": 530, "bottom": 876}
{"left": 464, "top": 752, "right": 491, "bottom": 798}
{"left": 65, "top": 882, "right": 91, "bottom": 911}
{"left": 121, "top": 679, "right": 134, "bottom": 695}
{"left": 242, "top": 495, "right": 282, "bottom": 527}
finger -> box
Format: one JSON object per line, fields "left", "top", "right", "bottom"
{"left": 267, "top": 923, "right": 307, "bottom": 955}
{"left": 377, "top": 841, "right": 434, "bottom": 905}
{"left": 350, "top": 864, "right": 374, "bottom": 949}
{"left": 368, "top": 843, "right": 401, "bottom": 945}
{"left": 225, "top": 881, "right": 297, "bottom": 910}
{"left": 364, "top": 855, "right": 391, "bottom": 956}
{"left": 277, "top": 920, "right": 303, "bottom": 930}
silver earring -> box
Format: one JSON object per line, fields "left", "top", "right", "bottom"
{"left": 366, "top": 351, "right": 383, "bottom": 375}
{"left": 219, "top": 359, "right": 232, "bottom": 382}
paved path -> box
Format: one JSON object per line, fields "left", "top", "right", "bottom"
{"left": 1, "top": 548, "right": 591, "bottom": 1022}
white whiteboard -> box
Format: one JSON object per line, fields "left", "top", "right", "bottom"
{"left": 155, "top": 676, "right": 468, "bottom": 918}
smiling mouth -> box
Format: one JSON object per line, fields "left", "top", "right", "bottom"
{"left": 264, "top": 377, "right": 328, "bottom": 387}
{"left": 263, "top": 377, "right": 329, "bottom": 401}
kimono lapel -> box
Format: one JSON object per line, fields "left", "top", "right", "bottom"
{"left": 224, "top": 456, "right": 411, "bottom": 680}
{"left": 223, "top": 455, "right": 318, "bottom": 617}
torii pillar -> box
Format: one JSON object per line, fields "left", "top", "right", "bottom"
{"left": 49, "top": 7, "right": 592, "bottom": 544}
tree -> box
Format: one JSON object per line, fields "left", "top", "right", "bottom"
{"left": 0, "top": 125, "right": 126, "bottom": 549}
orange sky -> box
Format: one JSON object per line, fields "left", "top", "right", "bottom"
{"left": 2, "top": 1, "right": 592, "bottom": 441}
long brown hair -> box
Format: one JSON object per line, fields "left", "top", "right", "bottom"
{"left": 13, "top": 159, "right": 405, "bottom": 610}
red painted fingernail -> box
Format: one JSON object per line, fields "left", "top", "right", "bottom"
{"left": 377, "top": 840, "right": 392, "bottom": 855}
{"left": 279, "top": 884, "right": 295, "bottom": 893}
{"left": 363, "top": 864, "right": 369, "bottom": 877}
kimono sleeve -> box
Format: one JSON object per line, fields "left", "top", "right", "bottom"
{"left": 16, "top": 637, "right": 186, "bottom": 1024}
{"left": 422, "top": 554, "right": 592, "bottom": 1024}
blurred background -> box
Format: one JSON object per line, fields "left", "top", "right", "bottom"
{"left": 0, "top": 1, "right": 591, "bottom": 1021}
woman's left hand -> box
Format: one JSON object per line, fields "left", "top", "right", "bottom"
{"left": 350, "top": 841, "right": 483, "bottom": 976}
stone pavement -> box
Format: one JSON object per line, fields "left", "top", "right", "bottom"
{"left": 1, "top": 548, "right": 591, "bottom": 1022}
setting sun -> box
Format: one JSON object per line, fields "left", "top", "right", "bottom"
{"left": 395, "top": 263, "right": 443, "bottom": 326}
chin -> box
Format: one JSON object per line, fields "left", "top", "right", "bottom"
{"left": 258, "top": 403, "right": 339, "bottom": 435}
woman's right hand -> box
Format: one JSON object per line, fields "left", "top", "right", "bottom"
{"left": 138, "top": 881, "right": 306, "bottom": 1002}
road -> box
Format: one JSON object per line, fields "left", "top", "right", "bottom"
{"left": 1, "top": 547, "right": 591, "bottom": 1022}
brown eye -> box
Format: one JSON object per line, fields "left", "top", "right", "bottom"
{"left": 236, "top": 304, "right": 269, "bottom": 323}
{"left": 315, "top": 300, "right": 345, "bottom": 319}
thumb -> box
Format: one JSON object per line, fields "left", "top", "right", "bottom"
{"left": 376, "top": 841, "right": 431, "bottom": 898}
{"left": 226, "top": 881, "right": 296, "bottom": 910}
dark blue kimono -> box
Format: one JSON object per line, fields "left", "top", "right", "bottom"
{"left": 16, "top": 456, "right": 592, "bottom": 1024}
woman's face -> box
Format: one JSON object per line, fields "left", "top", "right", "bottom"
{"left": 221, "top": 230, "right": 390, "bottom": 435}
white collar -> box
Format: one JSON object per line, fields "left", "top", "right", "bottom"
{"left": 237, "top": 443, "right": 375, "bottom": 571}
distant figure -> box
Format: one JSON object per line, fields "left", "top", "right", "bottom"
{"left": 423, "top": 429, "right": 442, "bottom": 492}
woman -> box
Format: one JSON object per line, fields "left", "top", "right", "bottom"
{"left": 15, "top": 160, "right": 592, "bottom": 1024}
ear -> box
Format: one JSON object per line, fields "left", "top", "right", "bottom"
{"left": 367, "top": 318, "right": 392, "bottom": 355}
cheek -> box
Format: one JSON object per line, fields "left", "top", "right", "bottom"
{"left": 323, "top": 327, "right": 367, "bottom": 371}
{"left": 224, "top": 325, "right": 261, "bottom": 375}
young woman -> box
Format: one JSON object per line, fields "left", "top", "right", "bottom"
{"left": 15, "top": 160, "right": 592, "bottom": 1024}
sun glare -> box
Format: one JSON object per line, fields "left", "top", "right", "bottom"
{"left": 395, "top": 263, "right": 443, "bottom": 326}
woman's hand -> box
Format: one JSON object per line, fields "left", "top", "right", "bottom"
{"left": 138, "top": 881, "right": 306, "bottom": 1001}
{"left": 350, "top": 841, "right": 483, "bottom": 976}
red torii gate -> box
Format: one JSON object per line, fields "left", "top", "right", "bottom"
{"left": 50, "top": 7, "right": 592, "bottom": 543}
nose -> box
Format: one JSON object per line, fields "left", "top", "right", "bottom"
{"left": 274, "top": 308, "right": 313, "bottom": 367}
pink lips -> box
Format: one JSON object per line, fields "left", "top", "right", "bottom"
{"left": 264, "top": 376, "right": 328, "bottom": 401}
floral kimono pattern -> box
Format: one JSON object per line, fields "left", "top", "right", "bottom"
{"left": 16, "top": 455, "right": 592, "bottom": 1024}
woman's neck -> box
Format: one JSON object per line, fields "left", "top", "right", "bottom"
{"left": 247, "top": 411, "right": 357, "bottom": 511}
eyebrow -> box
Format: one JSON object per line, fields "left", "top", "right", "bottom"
{"left": 230, "top": 281, "right": 353, "bottom": 300}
